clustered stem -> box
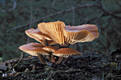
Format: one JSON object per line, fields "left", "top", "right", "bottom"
{"left": 37, "top": 53, "right": 46, "bottom": 64}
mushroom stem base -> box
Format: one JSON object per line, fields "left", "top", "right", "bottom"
{"left": 56, "top": 57, "right": 63, "bottom": 64}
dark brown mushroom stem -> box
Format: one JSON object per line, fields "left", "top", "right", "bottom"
{"left": 46, "top": 53, "right": 51, "bottom": 62}
{"left": 50, "top": 55, "right": 56, "bottom": 63}
{"left": 62, "top": 58, "right": 68, "bottom": 63}
{"left": 36, "top": 53, "right": 46, "bottom": 64}
{"left": 47, "top": 53, "right": 56, "bottom": 63}
{"left": 56, "top": 57, "right": 64, "bottom": 64}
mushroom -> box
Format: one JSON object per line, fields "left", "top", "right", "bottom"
{"left": 19, "top": 21, "right": 99, "bottom": 65}
{"left": 38, "top": 21, "right": 67, "bottom": 46}
{"left": 42, "top": 46, "right": 58, "bottom": 63}
{"left": 53, "top": 48, "right": 80, "bottom": 64}
{"left": 19, "top": 42, "right": 50, "bottom": 64}
{"left": 25, "top": 28, "right": 52, "bottom": 45}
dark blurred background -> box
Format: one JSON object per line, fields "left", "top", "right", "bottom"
{"left": 0, "top": 0, "right": 121, "bottom": 62}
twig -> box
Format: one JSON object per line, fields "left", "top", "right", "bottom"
{"left": 12, "top": 52, "right": 24, "bottom": 68}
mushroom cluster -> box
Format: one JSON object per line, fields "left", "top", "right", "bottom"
{"left": 19, "top": 21, "right": 99, "bottom": 64}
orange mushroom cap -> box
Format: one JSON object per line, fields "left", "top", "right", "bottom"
{"left": 19, "top": 42, "right": 49, "bottom": 56}
{"left": 53, "top": 48, "right": 80, "bottom": 57}
{"left": 42, "top": 46, "right": 58, "bottom": 52}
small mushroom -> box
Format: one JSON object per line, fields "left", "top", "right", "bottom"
{"left": 19, "top": 42, "right": 49, "bottom": 64}
{"left": 53, "top": 48, "right": 80, "bottom": 64}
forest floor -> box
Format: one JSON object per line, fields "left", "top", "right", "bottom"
{"left": 0, "top": 49, "right": 121, "bottom": 80}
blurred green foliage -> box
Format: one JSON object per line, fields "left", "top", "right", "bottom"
{"left": 0, "top": 0, "right": 121, "bottom": 61}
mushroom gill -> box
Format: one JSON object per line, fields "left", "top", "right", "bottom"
{"left": 64, "top": 24, "right": 99, "bottom": 44}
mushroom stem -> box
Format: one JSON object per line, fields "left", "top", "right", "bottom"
{"left": 37, "top": 53, "right": 46, "bottom": 64}
{"left": 62, "top": 58, "right": 67, "bottom": 63}
{"left": 50, "top": 55, "right": 56, "bottom": 63}
{"left": 47, "top": 53, "right": 56, "bottom": 63}
{"left": 56, "top": 57, "right": 63, "bottom": 64}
